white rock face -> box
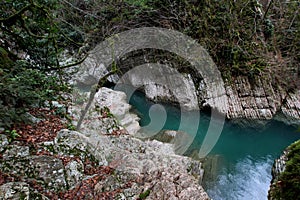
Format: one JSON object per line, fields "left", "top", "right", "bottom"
{"left": 95, "top": 87, "right": 141, "bottom": 134}
{"left": 0, "top": 182, "right": 30, "bottom": 199}
{"left": 74, "top": 58, "right": 105, "bottom": 85}
{"left": 73, "top": 46, "right": 299, "bottom": 125}
{"left": 71, "top": 87, "right": 140, "bottom": 136}
{"left": 116, "top": 63, "right": 199, "bottom": 110}
{"left": 204, "top": 80, "right": 229, "bottom": 114}
{"left": 65, "top": 160, "right": 84, "bottom": 189}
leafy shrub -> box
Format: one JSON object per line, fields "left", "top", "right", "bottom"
{"left": 0, "top": 59, "right": 69, "bottom": 128}
{"left": 0, "top": 0, "right": 79, "bottom": 129}
{"left": 138, "top": 190, "right": 150, "bottom": 199}
{"left": 272, "top": 140, "right": 300, "bottom": 199}
{"left": 4, "top": 129, "right": 20, "bottom": 142}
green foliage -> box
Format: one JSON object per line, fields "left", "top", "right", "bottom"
{"left": 270, "top": 0, "right": 299, "bottom": 58}
{"left": 0, "top": 0, "right": 83, "bottom": 70}
{"left": 272, "top": 140, "right": 300, "bottom": 199}
{"left": 66, "top": 123, "right": 76, "bottom": 131}
{"left": 0, "top": 0, "right": 298, "bottom": 128}
{"left": 0, "top": 60, "right": 70, "bottom": 128}
{"left": 65, "top": 0, "right": 277, "bottom": 76}
{"left": 138, "top": 189, "right": 150, "bottom": 199}
{"left": 63, "top": 0, "right": 298, "bottom": 81}
{"left": 4, "top": 129, "right": 20, "bottom": 142}
{"left": 102, "top": 107, "right": 114, "bottom": 118}
{"left": 180, "top": 0, "right": 270, "bottom": 75}
{"left": 0, "top": 0, "right": 75, "bottom": 129}
{"left": 125, "top": 0, "right": 150, "bottom": 9}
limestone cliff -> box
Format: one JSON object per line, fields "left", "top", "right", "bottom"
{"left": 225, "top": 75, "right": 300, "bottom": 126}
{"left": 75, "top": 53, "right": 300, "bottom": 127}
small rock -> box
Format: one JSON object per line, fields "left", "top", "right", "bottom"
{"left": 24, "top": 112, "right": 42, "bottom": 124}
{"left": 65, "top": 160, "right": 84, "bottom": 189}
{"left": 0, "top": 182, "right": 29, "bottom": 200}
{"left": 0, "top": 134, "right": 9, "bottom": 152}
{"left": 3, "top": 145, "right": 30, "bottom": 160}
{"left": 29, "top": 155, "right": 67, "bottom": 192}
{"left": 152, "top": 130, "right": 178, "bottom": 143}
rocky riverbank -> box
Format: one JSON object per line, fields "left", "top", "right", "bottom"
{"left": 268, "top": 140, "right": 300, "bottom": 200}
{"left": 268, "top": 148, "right": 289, "bottom": 200}
{"left": 0, "top": 87, "right": 209, "bottom": 199}
{"left": 75, "top": 52, "right": 300, "bottom": 128}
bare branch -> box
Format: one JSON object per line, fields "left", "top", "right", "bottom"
{"left": 0, "top": 4, "right": 32, "bottom": 23}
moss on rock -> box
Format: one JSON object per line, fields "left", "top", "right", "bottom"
{"left": 269, "top": 140, "right": 300, "bottom": 199}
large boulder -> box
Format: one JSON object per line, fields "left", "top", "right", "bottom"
{"left": 0, "top": 86, "right": 210, "bottom": 199}
{"left": 71, "top": 87, "right": 140, "bottom": 136}
{"left": 51, "top": 129, "right": 210, "bottom": 199}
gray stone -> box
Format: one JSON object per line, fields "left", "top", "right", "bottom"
{"left": 202, "top": 155, "right": 224, "bottom": 186}
{"left": 0, "top": 134, "right": 9, "bottom": 152}
{"left": 54, "top": 129, "right": 90, "bottom": 156}
{"left": 52, "top": 129, "right": 210, "bottom": 199}
{"left": 226, "top": 76, "right": 300, "bottom": 127}
{"left": 0, "top": 182, "right": 29, "bottom": 200}
{"left": 121, "top": 183, "right": 142, "bottom": 199}
{"left": 28, "top": 156, "right": 67, "bottom": 191}
{"left": 2, "top": 84, "right": 210, "bottom": 199}
{"left": 0, "top": 155, "right": 66, "bottom": 192}
{"left": 66, "top": 87, "right": 210, "bottom": 199}
{"left": 268, "top": 143, "right": 291, "bottom": 200}
{"left": 70, "top": 88, "right": 138, "bottom": 136}
{"left": 94, "top": 87, "right": 140, "bottom": 135}
{"left": 94, "top": 170, "right": 138, "bottom": 194}
{"left": 116, "top": 64, "right": 199, "bottom": 110}
{"left": 65, "top": 160, "right": 84, "bottom": 189}
{"left": 73, "top": 57, "right": 107, "bottom": 86}
{"left": 73, "top": 40, "right": 300, "bottom": 125}
{"left": 24, "top": 112, "right": 42, "bottom": 124}
{"left": 54, "top": 129, "right": 107, "bottom": 166}
{"left": 3, "top": 145, "right": 30, "bottom": 160}
{"left": 152, "top": 130, "right": 178, "bottom": 143}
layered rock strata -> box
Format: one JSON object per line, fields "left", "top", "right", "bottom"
{"left": 75, "top": 56, "right": 300, "bottom": 126}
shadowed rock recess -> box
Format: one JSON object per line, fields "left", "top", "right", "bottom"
{"left": 0, "top": 88, "right": 209, "bottom": 199}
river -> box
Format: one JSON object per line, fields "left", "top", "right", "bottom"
{"left": 127, "top": 90, "right": 300, "bottom": 200}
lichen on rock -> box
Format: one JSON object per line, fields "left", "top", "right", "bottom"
{"left": 0, "top": 87, "right": 210, "bottom": 199}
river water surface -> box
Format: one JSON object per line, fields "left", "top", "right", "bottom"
{"left": 127, "top": 90, "right": 300, "bottom": 200}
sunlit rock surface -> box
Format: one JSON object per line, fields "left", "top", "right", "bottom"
{"left": 0, "top": 87, "right": 209, "bottom": 199}
{"left": 95, "top": 87, "right": 141, "bottom": 135}
{"left": 117, "top": 64, "right": 200, "bottom": 110}
{"left": 56, "top": 130, "right": 209, "bottom": 199}
{"left": 70, "top": 87, "right": 210, "bottom": 199}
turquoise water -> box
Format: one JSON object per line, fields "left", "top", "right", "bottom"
{"left": 127, "top": 90, "right": 300, "bottom": 200}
